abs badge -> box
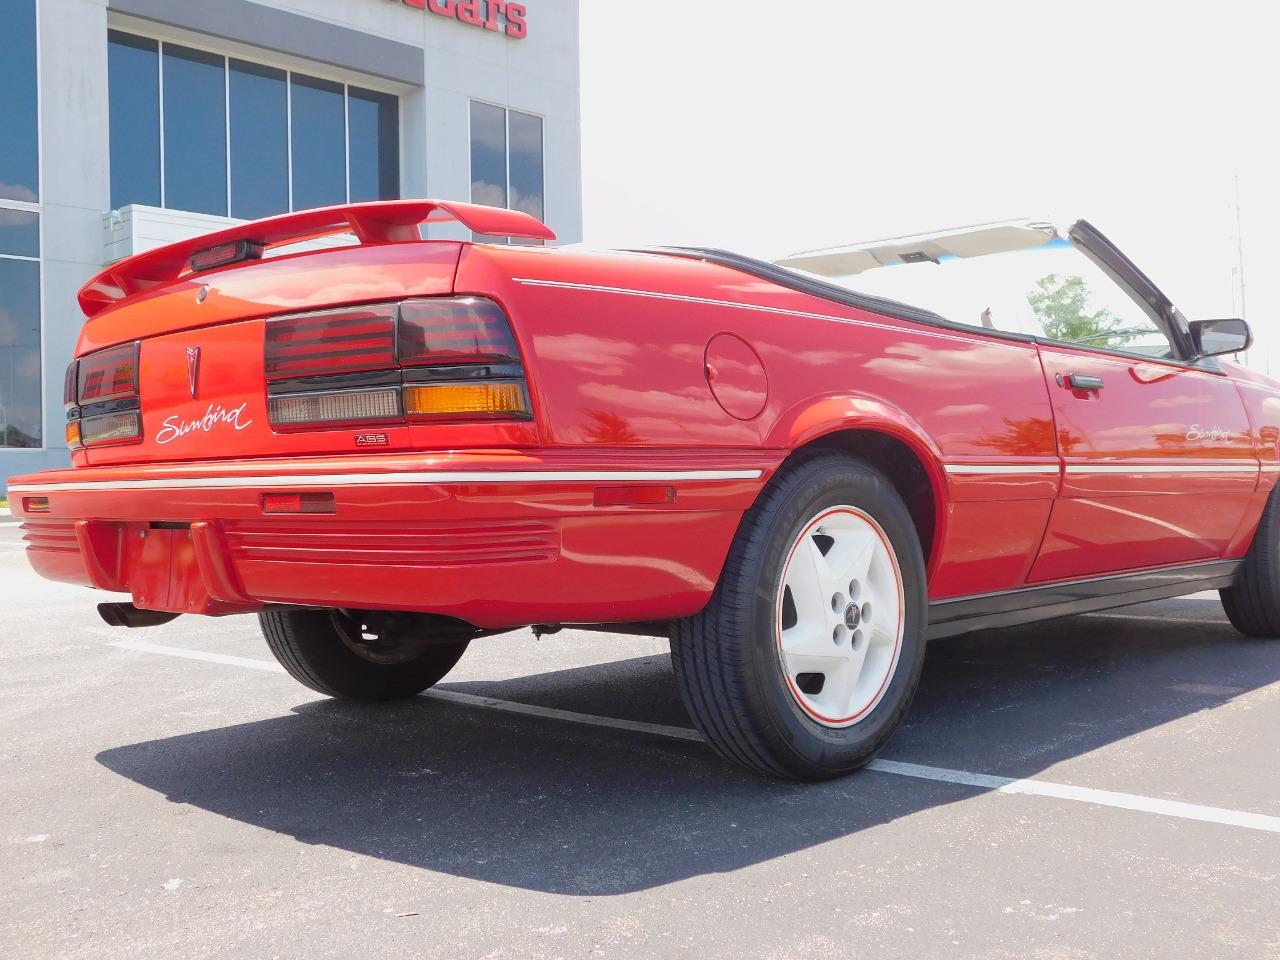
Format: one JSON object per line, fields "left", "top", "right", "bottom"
{"left": 355, "top": 432, "right": 389, "bottom": 447}
{"left": 186, "top": 346, "right": 201, "bottom": 398}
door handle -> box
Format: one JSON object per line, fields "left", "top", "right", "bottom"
{"left": 1057, "top": 373, "right": 1105, "bottom": 391}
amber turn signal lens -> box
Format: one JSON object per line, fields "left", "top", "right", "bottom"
{"left": 65, "top": 420, "right": 82, "bottom": 448}
{"left": 403, "top": 382, "right": 529, "bottom": 418}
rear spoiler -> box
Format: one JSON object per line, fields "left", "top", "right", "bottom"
{"left": 78, "top": 199, "right": 556, "bottom": 317}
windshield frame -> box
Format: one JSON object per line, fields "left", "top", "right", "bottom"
{"left": 771, "top": 218, "right": 1205, "bottom": 370}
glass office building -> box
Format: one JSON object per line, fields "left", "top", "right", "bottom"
{"left": 1, "top": 0, "right": 582, "bottom": 487}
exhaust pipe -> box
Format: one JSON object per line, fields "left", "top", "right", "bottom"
{"left": 97, "top": 603, "right": 181, "bottom": 629}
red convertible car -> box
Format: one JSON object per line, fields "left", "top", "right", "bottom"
{"left": 8, "top": 200, "right": 1277, "bottom": 780}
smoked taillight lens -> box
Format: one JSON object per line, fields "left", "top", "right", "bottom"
{"left": 263, "top": 297, "right": 530, "bottom": 429}
{"left": 63, "top": 360, "right": 79, "bottom": 411}
{"left": 264, "top": 305, "right": 398, "bottom": 382}
{"left": 77, "top": 342, "right": 139, "bottom": 404}
{"left": 398, "top": 298, "right": 520, "bottom": 365}
{"left": 67, "top": 341, "right": 142, "bottom": 447}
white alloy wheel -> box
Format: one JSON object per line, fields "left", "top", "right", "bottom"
{"left": 775, "top": 505, "right": 905, "bottom": 727}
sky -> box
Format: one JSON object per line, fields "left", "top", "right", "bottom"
{"left": 578, "top": 0, "right": 1280, "bottom": 372}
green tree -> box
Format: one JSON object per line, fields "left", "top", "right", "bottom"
{"left": 1027, "top": 273, "right": 1131, "bottom": 346}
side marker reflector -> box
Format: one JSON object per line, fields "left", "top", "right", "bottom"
{"left": 593, "top": 485, "right": 677, "bottom": 507}
{"left": 261, "top": 492, "right": 337, "bottom": 514}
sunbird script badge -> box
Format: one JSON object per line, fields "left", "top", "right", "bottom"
{"left": 156, "top": 403, "right": 253, "bottom": 445}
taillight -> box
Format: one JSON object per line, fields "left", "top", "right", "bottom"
{"left": 65, "top": 341, "right": 142, "bottom": 448}
{"left": 398, "top": 298, "right": 519, "bottom": 365}
{"left": 78, "top": 342, "right": 139, "bottom": 404}
{"left": 264, "top": 305, "right": 397, "bottom": 381}
{"left": 263, "top": 297, "right": 531, "bottom": 429}
{"left": 63, "top": 360, "right": 79, "bottom": 410}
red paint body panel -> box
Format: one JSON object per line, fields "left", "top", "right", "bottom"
{"left": 11, "top": 208, "right": 1280, "bottom": 628}
{"left": 1030, "top": 346, "right": 1257, "bottom": 582}
{"left": 12, "top": 450, "right": 773, "bottom": 628}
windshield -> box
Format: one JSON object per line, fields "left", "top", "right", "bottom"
{"left": 775, "top": 221, "right": 1175, "bottom": 359}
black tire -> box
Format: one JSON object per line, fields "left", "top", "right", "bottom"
{"left": 259, "top": 608, "right": 469, "bottom": 701}
{"left": 671, "top": 452, "right": 928, "bottom": 781}
{"left": 1221, "top": 485, "right": 1280, "bottom": 637}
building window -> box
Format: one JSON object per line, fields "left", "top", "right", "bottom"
{"left": 470, "top": 101, "right": 545, "bottom": 242}
{"left": 0, "top": 0, "right": 42, "bottom": 450}
{"left": 107, "top": 30, "right": 401, "bottom": 218}
{"left": 163, "top": 44, "right": 228, "bottom": 216}
{"left": 0, "top": 0, "right": 40, "bottom": 205}
{"left": 229, "top": 60, "right": 288, "bottom": 220}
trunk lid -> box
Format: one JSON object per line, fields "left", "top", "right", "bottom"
{"left": 72, "top": 200, "right": 555, "bottom": 465}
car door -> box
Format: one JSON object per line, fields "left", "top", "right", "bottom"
{"left": 1026, "top": 221, "right": 1256, "bottom": 583}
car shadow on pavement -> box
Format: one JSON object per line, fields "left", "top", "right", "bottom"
{"left": 96, "top": 599, "right": 1280, "bottom": 895}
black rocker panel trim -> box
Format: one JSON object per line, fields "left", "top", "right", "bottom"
{"left": 926, "top": 560, "right": 1240, "bottom": 639}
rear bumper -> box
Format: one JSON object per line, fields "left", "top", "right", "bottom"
{"left": 7, "top": 450, "right": 775, "bottom": 628}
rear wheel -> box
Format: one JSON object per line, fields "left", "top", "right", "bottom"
{"left": 1221, "top": 485, "right": 1280, "bottom": 637}
{"left": 671, "top": 453, "right": 928, "bottom": 781}
{"left": 259, "top": 608, "right": 470, "bottom": 701}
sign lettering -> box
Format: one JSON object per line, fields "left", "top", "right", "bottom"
{"left": 394, "top": 0, "right": 527, "bottom": 39}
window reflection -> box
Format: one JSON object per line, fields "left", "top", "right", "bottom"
{"left": 108, "top": 31, "right": 161, "bottom": 210}
{"left": 106, "top": 32, "right": 400, "bottom": 216}
{"left": 0, "top": 258, "right": 42, "bottom": 448}
{"left": 470, "top": 101, "right": 546, "bottom": 244}
{"left": 291, "top": 75, "right": 346, "bottom": 211}
{"left": 509, "top": 110, "right": 544, "bottom": 222}
{"left": 470, "top": 101, "right": 508, "bottom": 210}
{"left": 0, "top": 209, "right": 39, "bottom": 259}
{"left": 348, "top": 87, "right": 399, "bottom": 202}
{"left": 0, "top": 0, "right": 39, "bottom": 203}
{"left": 230, "top": 60, "right": 288, "bottom": 220}
{"left": 163, "top": 44, "right": 228, "bottom": 216}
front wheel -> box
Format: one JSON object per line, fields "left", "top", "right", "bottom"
{"left": 671, "top": 453, "right": 928, "bottom": 781}
{"left": 260, "top": 608, "right": 470, "bottom": 701}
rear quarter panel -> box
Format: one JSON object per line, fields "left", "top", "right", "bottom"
{"left": 458, "top": 245, "right": 1060, "bottom": 598}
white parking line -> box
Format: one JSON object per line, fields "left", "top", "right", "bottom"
{"left": 109, "top": 638, "right": 1280, "bottom": 835}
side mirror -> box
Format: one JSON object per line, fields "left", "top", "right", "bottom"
{"left": 1190, "top": 318, "right": 1252, "bottom": 358}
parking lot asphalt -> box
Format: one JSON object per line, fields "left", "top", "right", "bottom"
{"left": 2, "top": 521, "right": 1278, "bottom": 959}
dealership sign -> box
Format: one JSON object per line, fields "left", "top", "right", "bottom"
{"left": 393, "top": 0, "right": 528, "bottom": 39}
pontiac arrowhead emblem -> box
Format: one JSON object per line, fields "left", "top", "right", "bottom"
{"left": 186, "top": 346, "right": 201, "bottom": 398}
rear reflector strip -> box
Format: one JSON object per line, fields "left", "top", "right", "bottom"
{"left": 22, "top": 496, "right": 50, "bottom": 514}
{"left": 268, "top": 386, "right": 402, "bottom": 426}
{"left": 261, "top": 491, "right": 336, "bottom": 514}
{"left": 593, "top": 485, "right": 677, "bottom": 507}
